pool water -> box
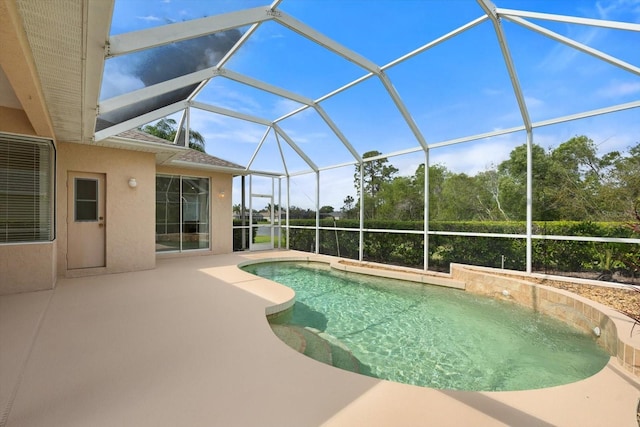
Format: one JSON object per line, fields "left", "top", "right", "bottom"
{"left": 243, "top": 261, "right": 609, "bottom": 391}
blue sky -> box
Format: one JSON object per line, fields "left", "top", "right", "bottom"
{"left": 104, "top": 0, "right": 640, "bottom": 210}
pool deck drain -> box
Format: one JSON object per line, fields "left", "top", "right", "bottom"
{"left": 2, "top": 250, "right": 640, "bottom": 427}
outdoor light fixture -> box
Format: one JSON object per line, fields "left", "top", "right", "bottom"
{"left": 128, "top": 178, "right": 137, "bottom": 188}
{"left": 218, "top": 191, "right": 225, "bottom": 198}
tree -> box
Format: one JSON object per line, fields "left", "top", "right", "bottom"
{"left": 496, "top": 143, "right": 547, "bottom": 220}
{"left": 438, "top": 172, "right": 486, "bottom": 221}
{"left": 602, "top": 142, "right": 640, "bottom": 219}
{"left": 354, "top": 151, "right": 399, "bottom": 198}
{"left": 319, "top": 205, "right": 334, "bottom": 214}
{"left": 288, "top": 206, "right": 315, "bottom": 219}
{"left": 546, "top": 136, "right": 607, "bottom": 220}
{"left": 341, "top": 195, "right": 357, "bottom": 219}
{"left": 427, "top": 164, "right": 447, "bottom": 221}
{"left": 353, "top": 151, "right": 399, "bottom": 219}
{"left": 141, "top": 118, "right": 206, "bottom": 152}
{"left": 377, "top": 176, "right": 419, "bottom": 220}
{"left": 475, "top": 168, "right": 510, "bottom": 221}
{"left": 342, "top": 195, "right": 354, "bottom": 211}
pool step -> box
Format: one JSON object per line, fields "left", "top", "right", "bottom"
{"left": 270, "top": 324, "right": 306, "bottom": 353}
{"left": 270, "top": 324, "right": 360, "bottom": 374}
{"left": 298, "top": 326, "right": 333, "bottom": 365}
{"left": 318, "top": 331, "right": 360, "bottom": 374}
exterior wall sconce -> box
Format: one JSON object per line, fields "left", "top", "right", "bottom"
{"left": 218, "top": 191, "right": 225, "bottom": 198}
{"left": 128, "top": 178, "right": 137, "bottom": 188}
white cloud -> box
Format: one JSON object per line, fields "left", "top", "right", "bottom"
{"left": 537, "top": 26, "right": 600, "bottom": 73}
{"left": 595, "top": 0, "right": 640, "bottom": 20}
{"left": 523, "top": 96, "right": 544, "bottom": 108}
{"left": 272, "top": 98, "right": 308, "bottom": 118}
{"left": 99, "top": 63, "right": 145, "bottom": 99}
{"left": 596, "top": 80, "right": 640, "bottom": 98}
{"left": 430, "top": 137, "right": 518, "bottom": 175}
{"left": 198, "top": 86, "right": 265, "bottom": 116}
{"left": 275, "top": 127, "right": 329, "bottom": 145}
{"left": 207, "top": 128, "right": 266, "bottom": 145}
{"left": 136, "top": 15, "right": 162, "bottom": 22}
{"left": 482, "top": 88, "right": 504, "bottom": 96}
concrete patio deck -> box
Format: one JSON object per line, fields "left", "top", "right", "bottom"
{"left": 2, "top": 250, "right": 639, "bottom": 427}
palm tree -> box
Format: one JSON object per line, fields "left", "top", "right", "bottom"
{"left": 141, "top": 118, "right": 206, "bottom": 153}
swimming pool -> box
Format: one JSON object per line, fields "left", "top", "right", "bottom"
{"left": 243, "top": 261, "right": 609, "bottom": 391}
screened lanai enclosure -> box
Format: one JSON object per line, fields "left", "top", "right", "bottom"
{"left": 97, "top": 0, "right": 640, "bottom": 282}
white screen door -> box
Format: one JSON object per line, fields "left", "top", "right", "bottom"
{"left": 67, "top": 172, "right": 106, "bottom": 269}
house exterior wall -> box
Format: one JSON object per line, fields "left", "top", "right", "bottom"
{"left": 0, "top": 243, "right": 56, "bottom": 295}
{"left": 156, "top": 165, "right": 233, "bottom": 255}
{"left": 0, "top": 107, "right": 35, "bottom": 135}
{"left": 0, "top": 122, "right": 56, "bottom": 296}
{"left": 57, "top": 142, "right": 156, "bottom": 276}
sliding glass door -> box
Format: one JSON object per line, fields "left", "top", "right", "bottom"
{"left": 156, "top": 175, "right": 209, "bottom": 252}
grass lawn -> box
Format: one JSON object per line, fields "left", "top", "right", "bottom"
{"left": 254, "top": 235, "right": 286, "bottom": 245}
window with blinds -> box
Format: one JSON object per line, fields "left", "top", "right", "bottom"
{"left": 0, "top": 134, "right": 55, "bottom": 243}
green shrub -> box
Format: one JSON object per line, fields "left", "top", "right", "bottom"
{"left": 285, "top": 220, "right": 639, "bottom": 276}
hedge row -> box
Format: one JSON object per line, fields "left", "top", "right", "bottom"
{"left": 286, "top": 220, "right": 639, "bottom": 277}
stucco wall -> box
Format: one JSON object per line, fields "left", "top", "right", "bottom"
{"left": 156, "top": 165, "right": 233, "bottom": 255}
{"left": 0, "top": 107, "right": 35, "bottom": 135}
{"left": 57, "top": 142, "right": 156, "bottom": 276}
{"left": 0, "top": 243, "right": 56, "bottom": 295}
{"left": 0, "top": 127, "right": 57, "bottom": 295}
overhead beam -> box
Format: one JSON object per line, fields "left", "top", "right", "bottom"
{"left": 273, "top": 11, "right": 380, "bottom": 74}
{"left": 107, "top": 6, "right": 273, "bottom": 57}
{"left": 504, "top": 15, "right": 640, "bottom": 77}
{"left": 221, "top": 69, "right": 314, "bottom": 105}
{"left": 99, "top": 67, "right": 221, "bottom": 114}
{"left": 378, "top": 72, "right": 429, "bottom": 151}
{"left": 221, "top": 67, "right": 363, "bottom": 163}
{"left": 383, "top": 15, "right": 489, "bottom": 70}
{"left": 82, "top": 0, "right": 114, "bottom": 143}
{"left": 94, "top": 100, "right": 188, "bottom": 141}
{"left": 477, "top": 0, "right": 532, "bottom": 131}
{"left": 428, "top": 125, "right": 526, "bottom": 149}
{"left": 497, "top": 8, "right": 640, "bottom": 32}
{"left": 188, "top": 12, "right": 270, "bottom": 103}
{"left": 532, "top": 99, "right": 640, "bottom": 129}
{"left": 216, "top": 10, "right": 267, "bottom": 70}
{"left": 316, "top": 72, "right": 376, "bottom": 104}
{"left": 314, "top": 105, "right": 362, "bottom": 162}
{"left": 246, "top": 127, "right": 273, "bottom": 171}
{"left": 273, "top": 130, "right": 290, "bottom": 176}
{"left": 174, "top": 109, "right": 187, "bottom": 146}
{"left": 272, "top": 123, "right": 318, "bottom": 172}
{"left": 191, "top": 101, "right": 272, "bottom": 126}
{"left": 274, "top": 104, "right": 314, "bottom": 123}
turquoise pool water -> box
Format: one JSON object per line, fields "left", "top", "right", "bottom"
{"left": 243, "top": 261, "right": 609, "bottom": 391}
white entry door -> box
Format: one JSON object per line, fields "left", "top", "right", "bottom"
{"left": 67, "top": 172, "right": 106, "bottom": 269}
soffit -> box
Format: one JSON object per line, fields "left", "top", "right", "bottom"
{"left": 15, "top": 0, "right": 83, "bottom": 141}
{"left": 15, "top": 0, "right": 113, "bottom": 143}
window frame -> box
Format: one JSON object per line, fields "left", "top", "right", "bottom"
{"left": 0, "top": 133, "right": 56, "bottom": 244}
